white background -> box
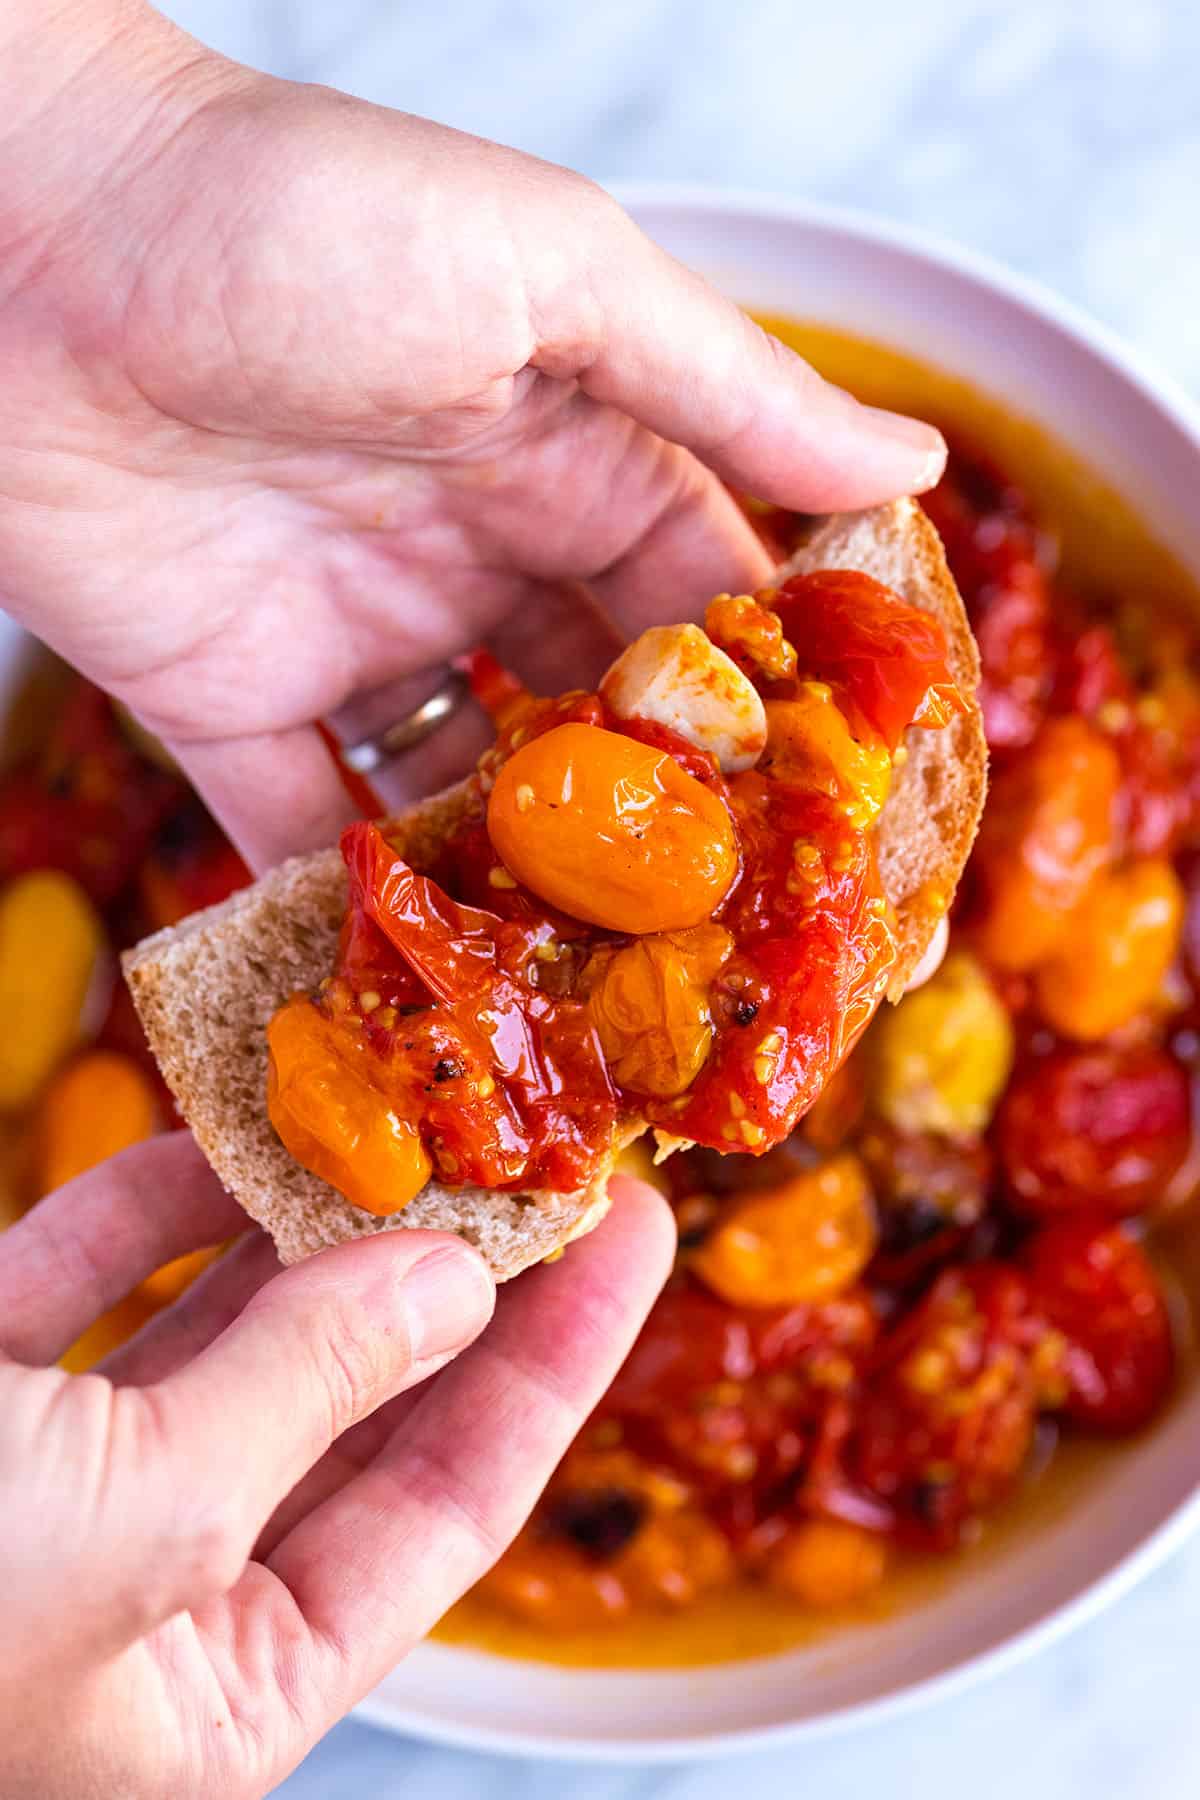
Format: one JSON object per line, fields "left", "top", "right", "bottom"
{"left": 150, "top": 3, "right": 1200, "bottom": 1794}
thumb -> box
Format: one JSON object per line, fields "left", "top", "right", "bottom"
{"left": 6, "top": 1232, "right": 494, "bottom": 1671}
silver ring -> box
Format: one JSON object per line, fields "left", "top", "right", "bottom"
{"left": 341, "top": 670, "right": 470, "bottom": 773}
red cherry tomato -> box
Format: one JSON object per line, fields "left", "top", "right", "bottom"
{"left": 1178, "top": 847, "right": 1200, "bottom": 997}
{"left": 997, "top": 1045, "right": 1190, "bottom": 1219}
{"left": 599, "top": 1278, "right": 877, "bottom": 1506}
{"left": 138, "top": 797, "right": 251, "bottom": 929}
{"left": 1051, "top": 621, "right": 1133, "bottom": 720}
{"left": 851, "top": 1264, "right": 1053, "bottom": 1549}
{"left": 0, "top": 683, "right": 181, "bottom": 905}
{"left": 1024, "top": 1217, "right": 1174, "bottom": 1432}
{"left": 1116, "top": 715, "right": 1200, "bottom": 858}
{"left": 770, "top": 570, "right": 964, "bottom": 750}
{"left": 605, "top": 1280, "right": 877, "bottom": 1415}
{"left": 922, "top": 451, "right": 1053, "bottom": 753}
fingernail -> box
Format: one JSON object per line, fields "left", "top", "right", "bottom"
{"left": 403, "top": 1244, "right": 495, "bottom": 1360}
{"left": 914, "top": 438, "right": 948, "bottom": 492}
{"left": 860, "top": 407, "right": 947, "bottom": 484}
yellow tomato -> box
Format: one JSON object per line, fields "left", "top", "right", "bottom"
{"left": 760, "top": 689, "right": 891, "bottom": 827}
{"left": 487, "top": 723, "right": 738, "bottom": 934}
{"left": 585, "top": 923, "right": 733, "bottom": 1097}
{"left": 0, "top": 871, "right": 105, "bottom": 1109}
{"left": 694, "top": 1152, "right": 876, "bottom": 1307}
{"left": 1035, "top": 858, "right": 1184, "bottom": 1040}
{"left": 871, "top": 951, "right": 1015, "bottom": 1138}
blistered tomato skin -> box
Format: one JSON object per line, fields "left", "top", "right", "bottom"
{"left": 997, "top": 1045, "right": 1190, "bottom": 1219}
{"left": 486, "top": 722, "right": 738, "bottom": 935}
{"left": 644, "top": 783, "right": 896, "bottom": 1154}
{"left": 599, "top": 1277, "right": 878, "bottom": 1510}
{"left": 1024, "top": 1217, "right": 1174, "bottom": 1432}
{"left": 770, "top": 570, "right": 966, "bottom": 750}
{"left": 585, "top": 925, "right": 733, "bottom": 1097}
{"left": 340, "top": 821, "right": 619, "bottom": 1197}
{"left": 267, "top": 996, "right": 432, "bottom": 1216}
{"left": 851, "top": 1265, "right": 1055, "bottom": 1549}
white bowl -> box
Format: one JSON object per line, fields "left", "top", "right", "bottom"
{"left": 351, "top": 188, "right": 1200, "bottom": 1760}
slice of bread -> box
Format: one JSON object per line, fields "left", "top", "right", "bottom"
{"left": 124, "top": 498, "right": 986, "bottom": 1279}
{"left": 778, "top": 497, "right": 986, "bottom": 998}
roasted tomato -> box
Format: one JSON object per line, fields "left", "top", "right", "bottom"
{"left": 857, "top": 1124, "right": 993, "bottom": 1290}
{"left": 1033, "top": 858, "right": 1183, "bottom": 1041}
{"left": 996, "top": 1045, "right": 1191, "bottom": 1219}
{"left": 138, "top": 795, "right": 251, "bottom": 930}
{"left": 1115, "top": 675, "right": 1200, "bottom": 858}
{"left": 969, "top": 716, "right": 1120, "bottom": 971}
{"left": 922, "top": 447, "right": 1054, "bottom": 752}
{"left": 692, "top": 1154, "right": 877, "bottom": 1308}
{"left": 0, "top": 682, "right": 181, "bottom": 905}
{"left": 769, "top": 570, "right": 966, "bottom": 750}
{"left": 600, "top": 1278, "right": 877, "bottom": 1505}
{"left": 479, "top": 1495, "right": 733, "bottom": 1627}
{"left": 1023, "top": 1217, "right": 1174, "bottom": 1432}
{"left": 648, "top": 784, "right": 896, "bottom": 1154}
{"left": 851, "top": 1264, "right": 1063, "bottom": 1548}
{"left": 487, "top": 721, "right": 738, "bottom": 934}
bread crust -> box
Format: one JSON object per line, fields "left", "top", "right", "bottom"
{"left": 124, "top": 500, "right": 985, "bottom": 1277}
{"left": 781, "top": 497, "right": 987, "bottom": 997}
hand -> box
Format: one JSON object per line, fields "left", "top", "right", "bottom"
{"left": 0, "top": 1133, "right": 674, "bottom": 1797}
{"left": 0, "top": 1, "right": 944, "bottom": 873}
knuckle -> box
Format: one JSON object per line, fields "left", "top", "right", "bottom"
{"left": 173, "top": 1502, "right": 249, "bottom": 1604}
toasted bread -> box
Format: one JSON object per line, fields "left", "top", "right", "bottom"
{"left": 124, "top": 498, "right": 986, "bottom": 1278}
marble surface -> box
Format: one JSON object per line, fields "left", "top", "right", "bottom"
{"left": 150, "top": 2, "right": 1200, "bottom": 1794}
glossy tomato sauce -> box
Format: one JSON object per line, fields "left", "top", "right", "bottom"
{"left": 269, "top": 577, "right": 962, "bottom": 1214}
{"left": 444, "top": 324, "right": 1200, "bottom": 1667}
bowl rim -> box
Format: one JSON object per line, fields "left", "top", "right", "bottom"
{"left": 353, "top": 182, "right": 1200, "bottom": 1762}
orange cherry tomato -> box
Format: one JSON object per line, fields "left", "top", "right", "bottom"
{"left": 479, "top": 1506, "right": 732, "bottom": 1627}
{"left": 1035, "top": 857, "right": 1183, "bottom": 1040}
{"left": 267, "top": 996, "right": 431, "bottom": 1216}
{"left": 971, "top": 716, "right": 1120, "bottom": 971}
{"left": 766, "top": 1520, "right": 888, "bottom": 1608}
{"left": 487, "top": 722, "right": 737, "bottom": 934}
{"left": 693, "top": 1153, "right": 877, "bottom": 1307}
